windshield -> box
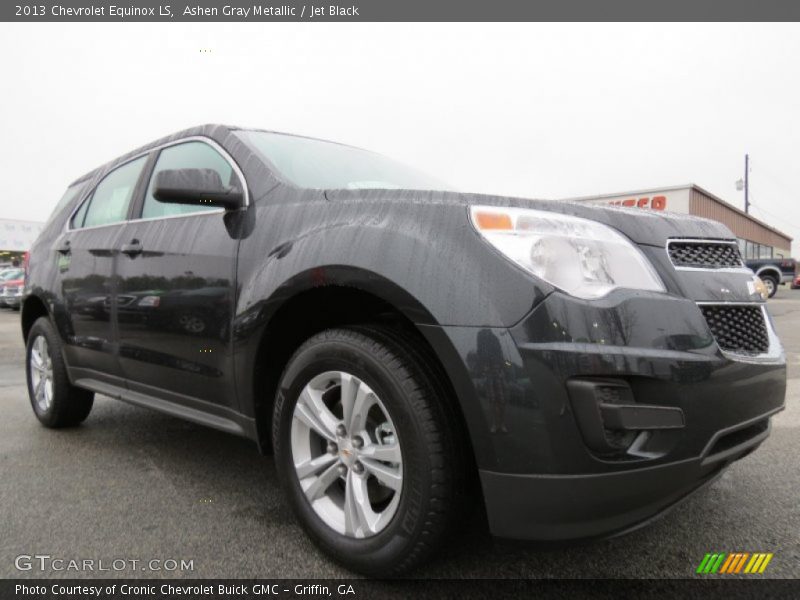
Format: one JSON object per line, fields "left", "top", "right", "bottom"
{"left": 237, "top": 131, "right": 451, "bottom": 191}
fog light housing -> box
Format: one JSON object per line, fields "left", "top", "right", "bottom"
{"left": 567, "top": 378, "right": 685, "bottom": 456}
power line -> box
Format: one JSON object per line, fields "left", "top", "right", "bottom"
{"left": 745, "top": 159, "right": 800, "bottom": 225}
{"left": 748, "top": 202, "right": 800, "bottom": 233}
{"left": 754, "top": 161, "right": 800, "bottom": 201}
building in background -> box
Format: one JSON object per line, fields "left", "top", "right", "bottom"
{"left": 567, "top": 184, "right": 792, "bottom": 259}
{"left": 0, "top": 218, "right": 45, "bottom": 266}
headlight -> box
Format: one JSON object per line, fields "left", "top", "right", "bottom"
{"left": 470, "top": 205, "right": 665, "bottom": 299}
{"left": 138, "top": 295, "right": 161, "bottom": 307}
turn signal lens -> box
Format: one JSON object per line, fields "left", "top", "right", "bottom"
{"left": 474, "top": 211, "right": 513, "bottom": 231}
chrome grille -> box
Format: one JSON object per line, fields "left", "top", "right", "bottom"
{"left": 700, "top": 305, "right": 769, "bottom": 355}
{"left": 668, "top": 240, "right": 743, "bottom": 269}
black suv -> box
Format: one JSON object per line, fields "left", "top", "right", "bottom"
{"left": 23, "top": 125, "right": 786, "bottom": 575}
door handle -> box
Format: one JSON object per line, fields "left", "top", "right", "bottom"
{"left": 120, "top": 239, "right": 143, "bottom": 257}
{"left": 56, "top": 240, "right": 71, "bottom": 255}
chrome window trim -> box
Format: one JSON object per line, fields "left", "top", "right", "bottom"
{"left": 64, "top": 136, "right": 249, "bottom": 233}
{"left": 696, "top": 301, "right": 784, "bottom": 364}
{"left": 127, "top": 209, "right": 226, "bottom": 225}
{"left": 665, "top": 238, "right": 749, "bottom": 273}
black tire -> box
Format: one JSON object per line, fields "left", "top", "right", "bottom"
{"left": 176, "top": 311, "right": 207, "bottom": 335}
{"left": 272, "top": 327, "right": 463, "bottom": 576}
{"left": 26, "top": 316, "right": 94, "bottom": 428}
{"left": 762, "top": 275, "right": 779, "bottom": 298}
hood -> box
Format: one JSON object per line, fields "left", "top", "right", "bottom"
{"left": 325, "top": 189, "right": 734, "bottom": 247}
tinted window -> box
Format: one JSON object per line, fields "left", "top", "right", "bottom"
{"left": 237, "top": 131, "right": 451, "bottom": 191}
{"left": 141, "top": 141, "right": 234, "bottom": 219}
{"left": 79, "top": 156, "right": 147, "bottom": 228}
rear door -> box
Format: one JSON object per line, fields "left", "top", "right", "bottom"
{"left": 114, "top": 139, "right": 242, "bottom": 411}
{"left": 55, "top": 156, "right": 149, "bottom": 382}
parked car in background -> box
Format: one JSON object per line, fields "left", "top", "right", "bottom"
{"left": 746, "top": 257, "right": 797, "bottom": 298}
{"left": 0, "top": 268, "right": 25, "bottom": 309}
{"left": 0, "top": 275, "right": 25, "bottom": 309}
{"left": 21, "top": 125, "right": 787, "bottom": 575}
{"left": 791, "top": 274, "right": 800, "bottom": 290}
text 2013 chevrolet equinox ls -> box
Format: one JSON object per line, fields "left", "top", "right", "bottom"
{"left": 22, "top": 125, "right": 786, "bottom": 575}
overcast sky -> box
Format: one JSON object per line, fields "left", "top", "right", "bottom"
{"left": 1, "top": 23, "right": 799, "bottom": 253}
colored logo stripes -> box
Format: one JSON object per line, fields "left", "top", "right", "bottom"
{"left": 696, "top": 552, "right": 773, "bottom": 574}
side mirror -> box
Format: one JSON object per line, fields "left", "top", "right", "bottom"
{"left": 152, "top": 169, "right": 244, "bottom": 210}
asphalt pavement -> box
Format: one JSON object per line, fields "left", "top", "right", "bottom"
{"left": 0, "top": 290, "right": 798, "bottom": 579}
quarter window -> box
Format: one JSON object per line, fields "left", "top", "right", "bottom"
{"left": 76, "top": 156, "right": 147, "bottom": 229}
{"left": 141, "top": 141, "right": 236, "bottom": 219}
{"left": 70, "top": 196, "right": 90, "bottom": 229}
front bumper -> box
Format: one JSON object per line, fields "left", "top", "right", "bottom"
{"left": 480, "top": 411, "right": 775, "bottom": 540}
{"left": 1, "top": 294, "right": 22, "bottom": 307}
{"left": 421, "top": 289, "right": 786, "bottom": 541}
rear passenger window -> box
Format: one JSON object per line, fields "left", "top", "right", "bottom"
{"left": 141, "top": 141, "right": 236, "bottom": 219}
{"left": 75, "top": 156, "right": 147, "bottom": 229}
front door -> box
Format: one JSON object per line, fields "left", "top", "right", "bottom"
{"left": 114, "top": 140, "right": 241, "bottom": 410}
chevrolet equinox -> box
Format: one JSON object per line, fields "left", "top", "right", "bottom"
{"left": 22, "top": 125, "right": 786, "bottom": 575}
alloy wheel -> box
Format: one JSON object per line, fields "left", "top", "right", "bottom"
{"left": 290, "top": 371, "right": 403, "bottom": 538}
{"left": 29, "top": 335, "right": 54, "bottom": 413}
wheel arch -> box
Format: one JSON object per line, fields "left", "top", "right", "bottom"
{"left": 21, "top": 293, "right": 51, "bottom": 342}
{"left": 755, "top": 266, "right": 781, "bottom": 282}
{"left": 242, "top": 267, "right": 476, "bottom": 474}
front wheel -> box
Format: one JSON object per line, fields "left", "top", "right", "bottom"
{"left": 762, "top": 275, "right": 778, "bottom": 298}
{"left": 273, "top": 328, "right": 462, "bottom": 576}
{"left": 26, "top": 317, "right": 94, "bottom": 428}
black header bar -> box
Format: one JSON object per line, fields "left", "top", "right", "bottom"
{"left": 4, "top": 1, "right": 800, "bottom": 22}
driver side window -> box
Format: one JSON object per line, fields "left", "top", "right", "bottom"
{"left": 142, "top": 141, "right": 237, "bottom": 219}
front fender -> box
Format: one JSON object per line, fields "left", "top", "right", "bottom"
{"left": 235, "top": 191, "right": 546, "bottom": 328}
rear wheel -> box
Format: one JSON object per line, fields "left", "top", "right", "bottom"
{"left": 26, "top": 317, "right": 94, "bottom": 428}
{"left": 273, "top": 327, "right": 462, "bottom": 576}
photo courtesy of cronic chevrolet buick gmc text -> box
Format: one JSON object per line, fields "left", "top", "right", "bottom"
{"left": 22, "top": 125, "right": 786, "bottom": 576}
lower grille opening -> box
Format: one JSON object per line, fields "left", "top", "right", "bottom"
{"left": 700, "top": 304, "right": 769, "bottom": 355}
{"left": 706, "top": 419, "right": 769, "bottom": 458}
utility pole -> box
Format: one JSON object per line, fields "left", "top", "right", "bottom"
{"left": 744, "top": 153, "right": 750, "bottom": 214}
